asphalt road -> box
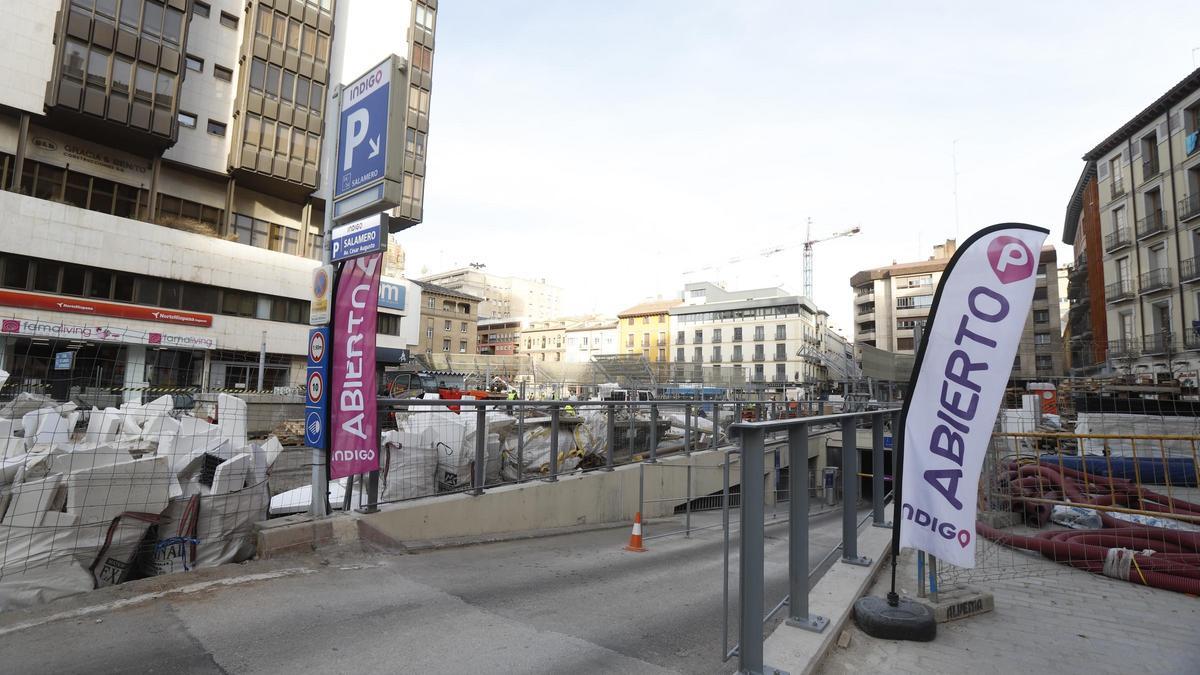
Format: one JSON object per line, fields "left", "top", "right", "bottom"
{"left": 0, "top": 507, "right": 860, "bottom": 674}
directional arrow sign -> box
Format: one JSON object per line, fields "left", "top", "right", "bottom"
{"left": 335, "top": 59, "right": 391, "bottom": 199}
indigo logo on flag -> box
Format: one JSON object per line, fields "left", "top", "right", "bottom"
{"left": 986, "top": 236, "right": 1035, "bottom": 284}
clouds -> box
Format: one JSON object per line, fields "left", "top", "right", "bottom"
{"left": 400, "top": 0, "right": 1200, "bottom": 331}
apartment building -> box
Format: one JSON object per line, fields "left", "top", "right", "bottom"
{"left": 616, "top": 299, "right": 680, "bottom": 363}
{"left": 667, "top": 282, "right": 827, "bottom": 392}
{"left": 1064, "top": 67, "right": 1200, "bottom": 378}
{"left": 564, "top": 319, "right": 618, "bottom": 364}
{"left": 419, "top": 267, "right": 563, "bottom": 321}
{"left": 850, "top": 241, "right": 1065, "bottom": 378}
{"left": 477, "top": 317, "right": 521, "bottom": 356}
{"left": 0, "top": 0, "right": 436, "bottom": 396}
{"left": 1063, "top": 163, "right": 1107, "bottom": 372}
{"left": 413, "top": 280, "right": 479, "bottom": 357}
{"left": 522, "top": 318, "right": 570, "bottom": 363}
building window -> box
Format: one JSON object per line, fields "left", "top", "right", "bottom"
{"left": 694, "top": 329, "right": 702, "bottom": 343}
{"left": 897, "top": 337, "right": 915, "bottom": 350}
{"left": 191, "top": 1, "right": 210, "bottom": 18}
{"left": 377, "top": 314, "right": 401, "bottom": 336}
{"left": 415, "top": 3, "right": 436, "bottom": 34}
{"left": 1034, "top": 332, "right": 1050, "bottom": 345}
{"left": 627, "top": 317, "right": 634, "bottom": 326}
{"left": 732, "top": 345, "right": 743, "bottom": 361}
{"left": 157, "top": 193, "right": 223, "bottom": 230}
{"left": 775, "top": 343, "right": 787, "bottom": 360}
{"left": 896, "top": 295, "right": 934, "bottom": 309}
{"left": 460, "top": 321, "right": 467, "bottom": 333}
{"left": 693, "top": 347, "right": 702, "bottom": 363}
{"left": 626, "top": 334, "right": 634, "bottom": 348}
{"left": 676, "top": 330, "right": 684, "bottom": 344}
{"left": 442, "top": 339, "right": 450, "bottom": 352}
{"left": 412, "top": 45, "right": 434, "bottom": 74}
{"left": 713, "top": 346, "right": 722, "bottom": 362}
{"left": 219, "top": 11, "right": 238, "bottom": 29}
{"left": 427, "top": 297, "right": 434, "bottom": 309}
{"left": 443, "top": 319, "right": 451, "bottom": 331}
{"left": 207, "top": 120, "right": 227, "bottom": 136}
{"left": 733, "top": 327, "right": 743, "bottom": 341}
{"left": 213, "top": 64, "right": 233, "bottom": 82}
{"left": 754, "top": 326, "right": 765, "bottom": 341}
{"left": 1036, "top": 355, "right": 1053, "bottom": 371}
{"left": 775, "top": 325, "right": 786, "bottom": 340}
{"left": 459, "top": 340, "right": 467, "bottom": 353}
{"left": 658, "top": 348, "right": 665, "bottom": 361}
{"left": 712, "top": 328, "right": 722, "bottom": 343}
{"left": 676, "top": 347, "right": 684, "bottom": 362}
{"left": 177, "top": 111, "right": 197, "bottom": 128}
{"left": 1033, "top": 309, "right": 1049, "bottom": 323}
{"left": 775, "top": 364, "right": 787, "bottom": 382}
{"left": 1033, "top": 286, "right": 1048, "bottom": 301}
{"left": 185, "top": 55, "right": 204, "bottom": 72}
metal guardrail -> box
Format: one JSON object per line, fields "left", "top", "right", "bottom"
{"left": 727, "top": 407, "right": 899, "bottom": 674}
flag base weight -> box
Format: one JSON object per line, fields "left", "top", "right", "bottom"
{"left": 852, "top": 595, "right": 936, "bottom": 642}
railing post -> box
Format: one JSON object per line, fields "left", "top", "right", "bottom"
{"left": 548, "top": 404, "right": 560, "bottom": 482}
{"left": 684, "top": 403, "right": 692, "bottom": 456}
{"left": 711, "top": 402, "right": 719, "bottom": 452}
{"left": 517, "top": 398, "right": 526, "bottom": 483}
{"left": 604, "top": 403, "right": 615, "bottom": 471}
{"left": 685, "top": 463, "right": 693, "bottom": 537}
{"left": 786, "top": 422, "right": 827, "bottom": 632}
{"left": 473, "top": 403, "right": 487, "bottom": 496}
{"left": 627, "top": 402, "right": 636, "bottom": 459}
{"left": 358, "top": 470, "right": 380, "bottom": 513}
{"left": 841, "top": 415, "right": 871, "bottom": 566}
{"left": 646, "top": 403, "right": 658, "bottom": 463}
{"left": 737, "top": 425, "right": 770, "bottom": 674}
{"left": 871, "top": 412, "right": 889, "bottom": 527}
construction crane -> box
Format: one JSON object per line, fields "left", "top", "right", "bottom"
{"left": 682, "top": 220, "right": 860, "bottom": 300}
{"left": 802, "top": 219, "right": 860, "bottom": 298}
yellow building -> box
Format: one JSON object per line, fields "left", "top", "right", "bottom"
{"left": 616, "top": 299, "right": 681, "bottom": 362}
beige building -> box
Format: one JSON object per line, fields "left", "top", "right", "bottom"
{"left": 616, "top": 299, "right": 681, "bottom": 363}
{"left": 850, "top": 241, "right": 1066, "bottom": 379}
{"left": 522, "top": 318, "right": 571, "bottom": 363}
{"left": 414, "top": 280, "right": 480, "bottom": 357}
{"left": 420, "top": 266, "right": 562, "bottom": 320}
{"left": 564, "top": 318, "right": 618, "bottom": 363}
{"left": 1069, "top": 67, "right": 1200, "bottom": 378}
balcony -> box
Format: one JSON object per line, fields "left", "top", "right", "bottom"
{"left": 1141, "top": 332, "right": 1172, "bottom": 355}
{"left": 1108, "top": 339, "right": 1139, "bottom": 358}
{"left": 1180, "top": 193, "right": 1200, "bottom": 223}
{"left": 854, "top": 291, "right": 874, "bottom": 304}
{"left": 857, "top": 304, "right": 875, "bottom": 316}
{"left": 1186, "top": 329, "right": 1200, "bottom": 351}
{"left": 1069, "top": 258, "right": 1088, "bottom": 279}
{"left": 657, "top": 338, "right": 666, "bottom": 346}
{"left": 752, "top": 354, "right": 766, "bottom": 362}
{"left": 774, "top": 332, "right": 787, "bottom": 341}
{"left": 1142, "top": 157, "right": 1160, "bottom": 181}
{"left": 1135, "top": 210, "right": 1167, "bottom": 239}
{"left": 1103, "top": 227, "right": 1132, "bottom": 252}
{"left": 1183, "top": 257, "right": 1200, "bottom": 283}
{"left": 711, "top": 355, "right": 722, "bottom": 363}
{"left": 774, "top": 353, "right": 788, "bottom": 361}
{"left": 753, "top": 334, "right": 765, "bottom": 342}
{"left": 1105, "top": 279, "right": 1134, "bottom": 302}
{"left": 1138, "top": 268, "right": 1171, "bottom": 294}
{"left": 804, "top": 332, "right": 820, "bottom": 344}
{"left": 1110, "top": 178, "right": 1126, "bottom": 200}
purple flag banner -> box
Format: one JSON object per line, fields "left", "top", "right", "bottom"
{"left": 896, "top": 224, "right": 1048, "bottom": 568}
{"left": 330, "top": 252, "right": 383, "bottom": 480}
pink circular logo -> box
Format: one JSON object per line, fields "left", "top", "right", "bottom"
{"left": 986, "top": 235, "right": 1035, "bottom": 284}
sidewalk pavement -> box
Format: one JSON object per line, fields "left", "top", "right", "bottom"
{"left": 818, "top": 537, "right": 1200, "bottom": 675}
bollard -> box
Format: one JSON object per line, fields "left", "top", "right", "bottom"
{"left": 647, "top": 403, "right": 658, "bottom": 463}
{"left": 841, "top": 415, "right": 871, "bottom": 566}
{"left": 871, "top": 412, "right": 889, "bottom": 527}
{"left": 547, "top": 405, "right": 560, "bottom": 482}
{"left": 604, "top": 403, "right": 616, "bottom": 471}
{"left": 737, "top": 425, "right": 767, "bottom": 674}
{"left": 473, "top": 404, "right": 487, "bottom": 496}
{"left": 786, "top": 423, "right": 827, "bottom": 632}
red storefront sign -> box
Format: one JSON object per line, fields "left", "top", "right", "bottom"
{"left": 0, "top": 289, "right": 213, "bottom": 327}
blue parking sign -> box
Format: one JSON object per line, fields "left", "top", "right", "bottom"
{"left": 335, "top": 61, "right": 391, "bottom": 198}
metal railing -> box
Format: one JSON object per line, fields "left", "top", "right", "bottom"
{"left": 1108, "top": 338, "right": 1139, "bottom": 358}
{"left": 1138, "top": 267, "right": 1171, "bottom": 293}
{"left": 1182, "top": 256, "right": 1200, "bottom": 283}
{"left": 1141, "top": 332, "right": 1172, "bottom": 355}
{"left": 1135, "top": 209, "right": 1167, "bottom": 239}
{"left": 1105, "top": 279, "right": 1134, "bottom": 302}
{"left": 339, "top": 397, "right": 867, "bottom": 513}
{"left": 1179, "top": 193, "right": 1200, "bottom": 222}
{"left": 1104, "top": 227, "right": 1131, "bottom": 252}
{"left": 1142, "top": 156, "right": 1160, "bottom": 179}
{"left": 728, "top": 408, "right": 899, "bottom": 674}
{"left": 1110, "top": 178, "right": 1125, "bottom": 200}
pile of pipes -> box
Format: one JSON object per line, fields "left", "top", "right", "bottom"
{"left": 0, "top": 369, "right": 278, "bottom": 610}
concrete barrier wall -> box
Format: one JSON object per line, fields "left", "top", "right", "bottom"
{"left": 356, "top": 430, "right": 835, "bottom": 546}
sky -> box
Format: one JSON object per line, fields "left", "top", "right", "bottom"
{"left": 398, "top": 0, "right": 1200, "bottom": 334}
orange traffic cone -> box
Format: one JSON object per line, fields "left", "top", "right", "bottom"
{"left": 624, "top": 512, "right": 647, "bottom": 552}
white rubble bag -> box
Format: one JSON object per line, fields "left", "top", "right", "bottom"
{"left": 501, "top": 425, "right": 583, "bottom": 481}
{"left": 140, "top": 481, "right": 269, "bottom": 577}
{"left": 379, "top": 429, "right": 437, "bottom": 501}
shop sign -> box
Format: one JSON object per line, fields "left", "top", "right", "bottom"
{"left": 0, "top": 289, "right": 212, "bottom": 327}
{"left": 0, "top": 317, "right": 218, "bottom": 350}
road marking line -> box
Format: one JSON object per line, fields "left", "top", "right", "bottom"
{"left": 0, "top": 568, "right": 317, "bottom": 637}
